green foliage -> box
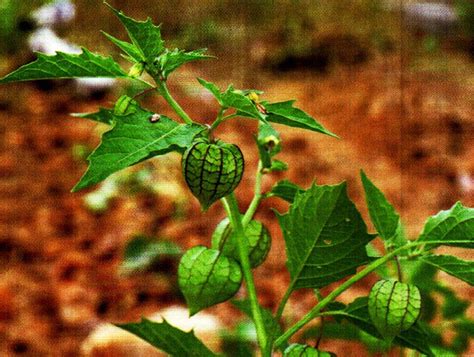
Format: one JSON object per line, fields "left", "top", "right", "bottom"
{"left": 116, "top": 318, "right": 219, "bottom": 356}
{"left": 368, "top": 280, "right": 421, "bottom": 341}
{"left": 276, "top": 182, "right": 374, "bottom": 290}
{"left": 0, "top": 49, "right": 127, "bottom": 83}
{"left": 284, "top": 344, "right": 334, "bottom": 356}
{"left": 420, "top": 254, "right": 474, "bottom": 286}
{"left": 178, "top": 246, "right": 242, "bottom": 315}
{"left": 0, "top": 2, "right": 473, "bottom": 356}
{"left": 361, "top": 170, "right": 406, "bottom": 248}
{"left": 417, "top": 202, "right": 474, "bottom": 250}
{"left": 212, "top": 218, "right": 271, "bottom": 268}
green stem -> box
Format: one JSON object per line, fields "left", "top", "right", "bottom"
{"left": 156, "top": 81, "right": 193, "bottom": 124}
{"left": 222, "top": 194, "right": 269, "bottom": 355}
{"left": 210, "top": 112, "right": 238, "bottom": 131}
{"left": 242, "top": 160, "right": 264, "bottom": 226}
{"left": 274, "top": 239, "right": 471, "bottom": 347}
{"left": 275, "top": 285, "right": 293, "bottom": 320}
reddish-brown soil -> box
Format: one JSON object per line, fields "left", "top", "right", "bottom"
{"left": 0, "top": 47, "right": 472, "bottom": 356}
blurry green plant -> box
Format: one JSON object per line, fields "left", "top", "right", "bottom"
{"left": 0, "top": 3, "right": 473, "bottom": 356}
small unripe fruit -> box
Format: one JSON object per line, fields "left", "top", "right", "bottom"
{"left": 211, "top": 218, "right": 271, "bottom": 268}
{"left": 182, "top": 138, "right": 244, "bottom": 210}
{"left": 368, "top": 279, "right": 421, "bottom": 341}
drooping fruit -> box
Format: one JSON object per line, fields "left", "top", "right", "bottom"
{"left": 368, "top": 279, "right": 421, "bottom": 341}
{"left": 182, "top": 138, "right": 244, "bottom": 210}
{"left": 211, "top": 218, "right": 271, "bottom": 268}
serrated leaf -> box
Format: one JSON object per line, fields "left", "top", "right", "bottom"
{"left": 267, "top": 179, "right": 304, "bottom": 203}
{"left": 101, "top": 31, "right": 143, "bottom": 62}
{"left": 197, "top": 79, "right": 267, "bottom": 122}
{"left": 160, "top": 48, "right": 213, "bottom": 79}
{"left": 222, "top": 85, "right": 267, "bottom": 122}
{"left": 117, "top": 318, "right": 218, "bottom": 357}
{"left": 71, "top": 107, "right": 116, "bottom": 125}
{"left": 72, "top": 102, "right": 204, "bottom": 191}
{"left": 341, "top": 297, "right": 434, "bottom": 356}
{"left": 232, "top": 299, "right": 284, "bottom": 350}
{"left": 264, "top": 100, "right": 337, "bottom": 137}
{"left": 284, "top": 344, "right": 335, "bottom": 356}
{"left": 421, "top": 254, "right": 474, "bottom": 286}
{"left": 120, "top": 235, "right": 182, "bottom": 274}
{"left": 276, "top": 182, "right": 374, "bottom": 290}
{"left": 360, "top": 170, "right": 406, "bottom": 247}
{"left": 0, "top": 48, "right": 127, "bottom": 83}
{"left": 197, "top": 78, "right": 222, "bottom": 103}
{"left": 417, "top": 202, "right": 474, "bottom": 250}
{"left": 106, "top": 2, "right": 164, "bottom": 62}
{"left": 178, "top": 246, "right": 242, "bottom": 315}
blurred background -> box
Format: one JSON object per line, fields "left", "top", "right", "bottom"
{"left": 0, "top": 0, "right": 472, "bottom": 355}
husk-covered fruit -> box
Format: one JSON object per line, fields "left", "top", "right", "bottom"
{"left": 211, "top": 218, "right": 271, "bottom": 268}
{"left": 182, "top": 138, "right": 244, "bottom": 210}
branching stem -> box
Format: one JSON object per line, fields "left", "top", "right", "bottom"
{"left": 156, "top": 80, "right": 193, "bottom": 124}
{"left": 274, "top": 239, "right": 471, "bottom": 347}
{"left": 222, "top": 194, "right": 269, "bottom": 356}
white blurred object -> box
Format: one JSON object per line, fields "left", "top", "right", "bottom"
{"left": 458, "top": 172, "right": 474, "bottom": 195}
{"left": 404, "top": 2, "right": 458, "bottom": 33}
{"left": 81, "top": 305, "right": 222, "bottom": 356}
{"left": 28, "top": 27, "right": 80, "bottom": 55}
{"left": 32, "top": 0, "right": 76, "bottom": 27}
{"left": 27, "top": 26, "right": 116, "bottom": 94}
{"left": 75, "top": 77, "right": 117, "bottom": 95}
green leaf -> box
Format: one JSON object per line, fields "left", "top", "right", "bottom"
{"left": 276, "top": 182, "right": 374, "bottom": 290}
{"left": 0, "top": 48, "right": 127, "bottom": 83}
{"left": 178, "top": 246, "right": 242, "bottom": 315}
{"left": 417, "top": 202, "right": 474, "bottom": 250}
{"left": 120, "top": 235, "right": 182, "bottom": 274}
{"left": 284, "top": 344, "right": 335, "bottom": 357}
{"left": 267, "top": 179, "right": 304, "bottom": 203}
{"left": 268, "top": 160, "right": 288, "bottom": 172}
{"left": 434, "top": 284, "right": 470, "bottom": 319}
{"left": 197, "top": 78, "right": 222, "bottom": 102}
{"left": 360, "top": 170, "right": 406, "bottom": 247}
{"left": 222, "top": 85, "right": 267, "bottom": 122}
{"left": 197, "top": 79, "right": 266, "bottom": 122}
{"left": 71, "top": 107, "right": 116, "bottom": 125}
{"left": 421, "top": 254, "right": 474, "bottom": 286}
{"left": 117, "top": 318, "right": 218, "bottom": 357}
{"left": 106, "top": 2, "right": 164, "bottom": 62}
{"left": 159, "top": 48, "right": 213, "bottom": 79}
{"left": 101, "top": 31, "right": 143, "bottom": 62}
{"left": 264, "top": 100, "right": 337, "bottom": 138}
{"left": 340, "top": 297, "right": 434, "bottom": 356}
{"left": 72, "top": 101, "right": 204, "bottom": 191}
{"left": 232, "top": 299, "right": 284, "bottom": 350}
{"left": 256, "top": 122, "right": 281, "bottom": 169}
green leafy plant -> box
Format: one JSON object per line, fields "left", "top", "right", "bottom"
{"left": 1, "top": 3, "right": 473, "bottom": 356}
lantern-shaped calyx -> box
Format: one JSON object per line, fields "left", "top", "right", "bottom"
{"left": 182, "top": 138, "right": 244, "bottom": 210}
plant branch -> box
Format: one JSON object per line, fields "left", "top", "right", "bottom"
{"left": 210, "top": 111, "right": 238, "bottom": 131}
{"left": 222, "top": 194, "right": 269, "bottom": 355}
{"left": 274, "top": 239, "right": 472, "bottom": 347}
{"left": 156, "top": 80, "right": 193, "bottom": 124}
{"left": 242, "top": 160, "right": 264, "bottom": 226}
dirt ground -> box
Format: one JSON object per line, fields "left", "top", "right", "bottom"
{"left": 0, "top": 36, "right": 473, "bottom": 357}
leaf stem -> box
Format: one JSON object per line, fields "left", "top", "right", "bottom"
{"left": 274, "top": 239, "right": 471, "bottom": 347}
{"left": 242, "top": 160, "right": 264, "bottom": 226}
{"left": 210, "top": 111, "right": 238, "bottom": 131}
{"left": 222, "top": 193, "right": 269, "bottom": 355}
{"left": 156, "top": 80, "right": 193, "bottom": 124}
